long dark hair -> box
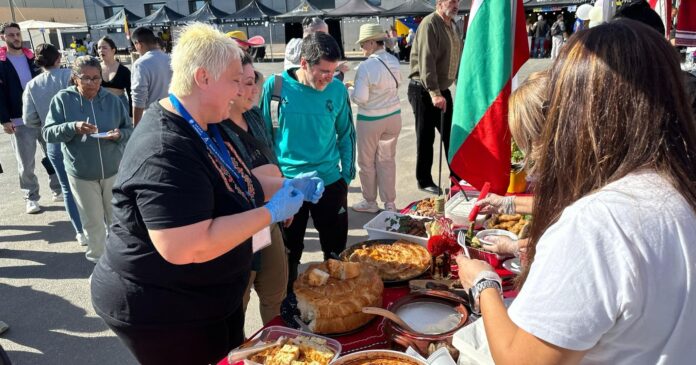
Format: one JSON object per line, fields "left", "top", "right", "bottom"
{"left": 518, "top": 19, "right": 696, "bottom": 286}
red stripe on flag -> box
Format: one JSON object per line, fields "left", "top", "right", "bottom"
{"left": 450, "top": 80, "right": 512, "bottom": 195}
{"left": 513, "top": 0, "right": 529, "bottom": 76}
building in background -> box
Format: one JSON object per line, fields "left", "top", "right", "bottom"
{"left": 0, "top": 0, "right": 86, "bottom": 23}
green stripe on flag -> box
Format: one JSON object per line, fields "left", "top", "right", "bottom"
{"left": 449, "top": 0, "right": 513, "bottom": 160}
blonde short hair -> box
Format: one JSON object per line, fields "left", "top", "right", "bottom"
{"left": 170, "top": 23, "right": 243, "bottom": 96}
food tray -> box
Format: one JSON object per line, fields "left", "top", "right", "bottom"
{"left": 363, "top": 211, "right": 431, "bottom": 246}
{"left": 457, "top": 230, "right": 514, "bottom": 268}
{"left": 339, "top": 239, "right": 431, "bottom": 285}
{"left": 233, "top": 325, "right": 341, "bottom": 364}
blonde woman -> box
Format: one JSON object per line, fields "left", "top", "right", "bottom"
{"left": 477, "top": 72, "right": 548, "bottom": 214}
{"left": 89, "top": 23, "right": 320, "bottom": 364}
{"left": 474, "top": 71, "right": 548, "bottom": 255}
{"left": 349, "top": 24, "right": 402, "bottom": 212}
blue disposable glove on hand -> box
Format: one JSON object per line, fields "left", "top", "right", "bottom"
{"left": 283, "top": 171, "right": 325, "bottom": 204}
{"left": 265, "top": 186, "right": 304, "bottom": 224}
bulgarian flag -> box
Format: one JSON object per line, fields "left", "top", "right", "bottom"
{"left": 448, "top": 0, "right": 529, "bottom": 195}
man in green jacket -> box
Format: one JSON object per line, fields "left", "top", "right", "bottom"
{"left": 408, "top": 0, "right": 463, "bottom": 195}
{"left": 260, "top": 32, "right": 356, "bottom": 294}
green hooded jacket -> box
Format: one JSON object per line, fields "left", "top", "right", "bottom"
{"left": 43, "top": 86, "right": 132, "bottom": 181}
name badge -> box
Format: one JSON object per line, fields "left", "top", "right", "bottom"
{"left": 252, "top": 226, "right": 272, "bottom": 253}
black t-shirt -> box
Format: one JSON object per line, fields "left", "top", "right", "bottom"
{"left": 221, "top": 119, "right": 270, "bottom": 169}
{"left": 91, "top": 102, "right": 264, "bottom": 328}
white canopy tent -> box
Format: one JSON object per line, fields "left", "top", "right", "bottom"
{"left": 17, "top": 20, "right": 88, "bottom": 50}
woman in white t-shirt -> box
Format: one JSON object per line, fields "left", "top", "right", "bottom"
{"left": 456, "top": 19, "right": 696, "bottom": 365}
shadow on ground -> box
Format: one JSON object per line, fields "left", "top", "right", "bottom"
{"left": 1, "top": 220, "right": 76, "bottom": 245}
{"left": 0, "top": 283, "right": 136, "bottom": 365}
{"left": 0, "top": 249, "right": 93, "bottom": 280}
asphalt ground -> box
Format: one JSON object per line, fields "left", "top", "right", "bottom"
{"left": 0, "top": 58, "right": 551, "bottom": 364}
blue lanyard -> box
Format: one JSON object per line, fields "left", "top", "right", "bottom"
{"left": 169, "top": 93, "right": 255, "bottom": 207}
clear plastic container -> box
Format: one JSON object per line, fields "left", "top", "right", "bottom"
{"left": 363, "top": 211, "right": 430, "bottom": 246}
{"left": 229, "top": 326, "right": 341, "bottom": 364}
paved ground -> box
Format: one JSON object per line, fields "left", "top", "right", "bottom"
{"left": 0, "top": 59, "right": 551, "bottom": 364}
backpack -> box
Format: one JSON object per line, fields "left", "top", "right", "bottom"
{"left": 269, "top": 74, "right": 283, "bottom": 138}
{"left": 551, "top": 21, "right": 562, "bottom": 36}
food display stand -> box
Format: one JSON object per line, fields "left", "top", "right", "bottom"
{"left": 219, "top": 182, "right": 529, "bottom": 364}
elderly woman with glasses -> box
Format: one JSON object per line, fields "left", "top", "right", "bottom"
{"left": 89, "top": 23, "right": 318, "bottom": 365}
{"left": 43, "top": 55, "right": 132, "bottom": 263}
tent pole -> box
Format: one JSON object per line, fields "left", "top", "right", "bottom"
{"left": 340, "top": 18, "right": 345, "bottom": 57}
{"left": 27, "top": 30, "right": 34, "bottom": 50}
{"left": 269, "top": 21, "right": 274, "bottom": 62}
{"left": 57, "top": 29, "right": 64, "bottom": 51}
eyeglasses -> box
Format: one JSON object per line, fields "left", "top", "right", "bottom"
{"left": 76, "top": 75, "right": 102, "bottom": 84}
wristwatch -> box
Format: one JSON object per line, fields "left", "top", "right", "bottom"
{"left": 468, "top": 271, "right": 503, "bottom": 316}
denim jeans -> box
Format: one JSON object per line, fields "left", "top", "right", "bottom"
{"left": 9, "top": 124, "right": 60, "bottom": 201}
{"left": 47, "top": 143, "right": 83, "bottom": 235}
{"left": 533, "top": 37, "right": 546, "bottom": 58}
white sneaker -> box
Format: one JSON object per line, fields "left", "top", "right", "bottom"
{"left": 52, "top": 192, "right": 63, "bottom": 202}
{"left": 26, "top": 200, "right": 41, "bottom": 214}
{"left": 384, "top": 202, "right": 397, "bottom": 212}
{"left": 76, "top": 233, "right": 88, "bottom": 246}
{"left": 352, "top": 200, "right": 380, "bottom": 213}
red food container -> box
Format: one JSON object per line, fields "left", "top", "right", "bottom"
{"left": 456, "top": 231, "right": 514, "bottom": 269}
{"left": 468, "top": 246, "right": 513, "bottom": 268}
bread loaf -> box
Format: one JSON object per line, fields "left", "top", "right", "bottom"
{"left": 326, "top": 259, "right": 361, "bottom": 280}
{"left": 307, "top": 269, "right": 329, "bottom": 287}
{"left": 295, "top": 261, "right": 383, "bottom": 334}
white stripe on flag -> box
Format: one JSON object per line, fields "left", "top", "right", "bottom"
{"left": 468, "top": 0, "right": 484, "bottom": 29}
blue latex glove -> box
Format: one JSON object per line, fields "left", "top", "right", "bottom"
{"left": 265, "top": 185, "right": 304, "bottom": 224}
{"left": 283, "top": 171, "right": 325, "bottom": 204}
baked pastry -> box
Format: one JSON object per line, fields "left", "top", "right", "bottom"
{"left": 308, "top": 268, "right": 330, "bottom": 287}
{"left": 294, "top": 260, "right": 383, "bottom": 334}
{"left": 247, "top": 335, "right": 335, "bottom": 365}
{"left": 327, "top": 259, "right": 361, "bottom": 280}
{"left": 346, "top": 240, "right": 431, "bottom": 281}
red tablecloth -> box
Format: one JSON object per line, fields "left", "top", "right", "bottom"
{"left": 219, "top": 284, "right": 519, "bottom": 365}
{"left": 218, "top": 287, "right": 410, "bottom": 365}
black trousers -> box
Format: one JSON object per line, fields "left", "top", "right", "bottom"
{"left": 106, "top": 305, "right": 244, "bottom": 365}
{"left": 407, "top": 81, "right": 454, "bottom": 186}
{"left": 284, "top": 179, "right": 348, "bottom": 294}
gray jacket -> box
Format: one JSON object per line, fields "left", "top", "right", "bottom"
{"left": 22, "top": 68, "right": 72, "bottom": 129}
{"left": 43, "top": 86, "right": 132, "bottom": 180}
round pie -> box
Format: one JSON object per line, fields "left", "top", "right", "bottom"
{"left": 346, "top": 240, "right": 431, "bottom": 281}
{"left": 294, "top": 260, "right": 383, "bottom": 335}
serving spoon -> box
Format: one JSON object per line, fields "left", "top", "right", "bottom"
{"left": 362, "top": 306, "right": 418, "bottom": 333}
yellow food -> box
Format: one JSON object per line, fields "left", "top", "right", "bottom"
{"left": 347, "top": 240, "right": 431, "bottom": 281}
{"left": 248, "top": 336, "right": 334, "bottom": 365}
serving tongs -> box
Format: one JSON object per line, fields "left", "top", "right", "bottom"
{"left": 227, "top": 337, "right": 284, "bottom": 362}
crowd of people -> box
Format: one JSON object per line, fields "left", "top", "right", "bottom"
{"left": 1, "top": 0, "right": 696, "bottom": 364}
